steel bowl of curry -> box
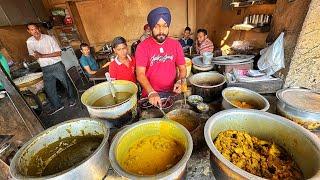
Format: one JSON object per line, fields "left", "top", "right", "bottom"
{"left": 204, "top": 109, "right": 320, "bottom": 179}
{"left": 166, "top": 109, "right": 204, "bottom": 149}
{"left": 81, "top": 80, "right": 138, "bottom": 127}
{"left": 10, "top": 118, "right": 110, "bottom": 180}
{"left": 109, "top": 119, "right": 193, "bottom": 179}
{"left": 222, "top": 87, "right": 270, "bottom": 111}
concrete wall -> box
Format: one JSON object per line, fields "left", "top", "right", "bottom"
{"left": 0, "top": 26, "right": 31, "bottom": 62}
{"left": 75, "top": 0, "right": 189, "bottom": 47}
{"left": 44, "top": 0, "right": 195, "bottom": 49}
{"left": 0, "top": 0, "right": 195, "bottom": 62}
{"left": 285, "top": 0, "right": 320, "bottom": 92}
{"left": 196, "top": 0, "right": 221, "bottom": 47}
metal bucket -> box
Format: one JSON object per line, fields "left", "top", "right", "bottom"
{"left": 189, "top": 72, "right": 226, "bottom": 102}
{"left": 202, "top": 52, "right": 213, "bottom": 65}
{"left": 222, "top": 87, "right": 270, "bottom": 111}
{"left": 204, "top": 109, "right": 320, "bottom": 179}
{"left": 81, "top": 80, "right": 138, "bottom": 127}
{"left": 10, "top": 118, "right": 110, "bottom": 180}
{"left": 109, "top": 119, "right": 193, "bottom": 179}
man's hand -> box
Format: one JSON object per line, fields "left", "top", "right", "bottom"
{"left": 148, "top": 92, "right": 162, "bottom": 108}
{"left": 173, "top": 81, "right": 182, "bottom": 94}
{"left": 102, "top": 62, "right": 111, "bottom": 68}
{"left": 33, "top": 51, "right": 43, "bottom": 59}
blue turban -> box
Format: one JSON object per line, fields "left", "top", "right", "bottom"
{"left": 147, "top": 7, "right": 171, "bottom": 30}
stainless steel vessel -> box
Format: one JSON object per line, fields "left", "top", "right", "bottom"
{"left": 166, "top": 109, "right": 204, "bottom": 149}
{"left": 189, "top": 72, "right": 226, "bottom": 102}
{"left": 10, "top": 118, "right": 110, "bottom": 180}
{"left": 109, "top": 119, "right": 193, "bottom": 179}
{"left": 276, "top": 88, "right": 320, "bottom": 134}
{"left": 222, "top": 87, "right": 270, "bottom": 111}
{"left": 204, "top": 109, "right": 320, "bottom": 179}
{"left": 81, "top": 80, "right": 138, "bottom": 127}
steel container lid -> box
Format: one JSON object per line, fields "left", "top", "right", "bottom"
{"left": 212, "top": 54, "right": 254, "bottom": 64}
{"left": 276, "top": 88, "right": 320, "bottom": 114}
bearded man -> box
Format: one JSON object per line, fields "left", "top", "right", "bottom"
{"left": 136, "top": 7, "right": 186, "bottom": 107}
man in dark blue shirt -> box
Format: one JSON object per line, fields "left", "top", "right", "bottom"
{"left": 179, "top": 27, "right": 194, "bottom": 51}
{"left": 79, "top": 43, "right": 109, "bottom": 77}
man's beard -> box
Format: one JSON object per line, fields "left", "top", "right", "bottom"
{"left": 152, "top": 32, "right": 168, "bottom": 43}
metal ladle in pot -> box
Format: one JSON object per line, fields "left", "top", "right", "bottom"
{"left": 157, "top": 106, "right": 168, "bottom": 119}
{"left": 105, "top": 72, "right": 116, "bottom": 102}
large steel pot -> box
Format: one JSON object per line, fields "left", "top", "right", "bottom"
{"left": 166, "top": 109, "right": 204, "bottom": 149}
{"left": 189, "top": 72, "right": 226, "bottom": 102}
{"left": 222, "top": 87, "right": 270, "bottom": 111}
{"left": 81, "top": 80, "right": 138, "bottom": 127}
{"left": 109, "top": 119, "right": 193, "bottom": 179}
{"left": 13, "top": 72, "right": 43, "bottom": 91}
{"left": 204, "top": 109, "right": 320, "bottom": 179}
{"left": 276, "top": 88, "right": 320, "bottom": 135}
{"left": 10, "top": 118, "right": 110, "bottom": 180}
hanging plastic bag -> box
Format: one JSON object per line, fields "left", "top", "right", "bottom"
{"left": 258, "top": 32, "right": 285, "bottom": 76}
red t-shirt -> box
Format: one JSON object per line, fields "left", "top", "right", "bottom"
{"left": 109, "top": 56, "right": 136, "bottom": 83}
{"left": 136, "top": 37, "right": 185, "bottom": 96}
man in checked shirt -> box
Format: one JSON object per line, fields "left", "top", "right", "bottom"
{"left": 195, "top": 28, "right": 214, "bottom": 55}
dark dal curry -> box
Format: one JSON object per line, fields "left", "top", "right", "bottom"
{"left": 92, "top": 92, "right": 132, "bottom": 107}
{"left": 26, "top": 135, "right": 103, "bottom": 177}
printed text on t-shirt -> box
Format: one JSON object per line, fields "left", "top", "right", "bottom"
{"left": 150, "top": 54, "right": 174, "bottom": 66}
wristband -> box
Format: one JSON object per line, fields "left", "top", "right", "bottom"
{"left": 148, "top": 91, "right": 157, "bottom": 98}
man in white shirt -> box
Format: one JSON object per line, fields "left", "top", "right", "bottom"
{"left": 26, "top": 23, "right": 75, "bottom": 115}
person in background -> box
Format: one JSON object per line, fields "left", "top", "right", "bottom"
{"left": 139, "top": 24, "right": 151, "bottom": 42}
{"left": 79, "top": 43, "right": 109, "bottom": 77}
{"left": 0, "top": 53, "right": 11, "bottom": 90}
{"left": 109, "top": 37, "right": 136, "bottom": 83}
{"left": 26, "top": 23, "right": 76, "bottom": 115}
{"left": 136, "top": 7, "right": 186, "bottom": 107}
{"left": 195, "top": 28, "right": 214, "bottom": 55}
{"left": 179, "top": 26, "right": 193, "bottom": 51}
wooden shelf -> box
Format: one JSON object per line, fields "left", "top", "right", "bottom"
{"left": 231, "top": 0, "right": 276, "bottom": 8}
{"left": 232, "top": 24, "right": 270, "bottom": 32}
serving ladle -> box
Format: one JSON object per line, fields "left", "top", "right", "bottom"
{"left": 105, "top": 72, "right": 116, "bottom": 102}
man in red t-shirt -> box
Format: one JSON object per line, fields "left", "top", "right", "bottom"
{"left": 136, "top": 7, "right": 186, "bottom": 107}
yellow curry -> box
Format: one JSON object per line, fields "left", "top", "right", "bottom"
{"left": 120, "top": 135, "right": 185, "bottom": 175}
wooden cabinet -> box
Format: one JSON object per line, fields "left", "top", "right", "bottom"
{"left": 0, "top": 0, "right": 49, "bottom": 26}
